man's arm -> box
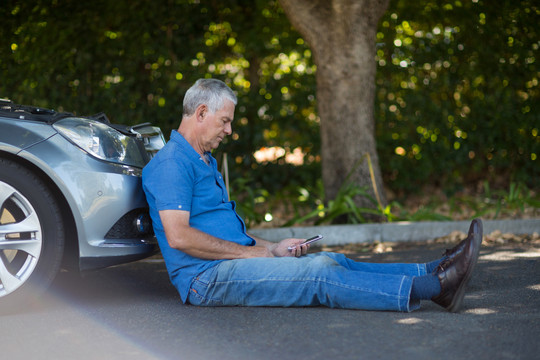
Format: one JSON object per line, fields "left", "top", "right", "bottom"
{"left": 160, "top": 209, "right": 273, "bottom": 259}
{"left": 160, "top": 210, "right": 309, "bottom": 259}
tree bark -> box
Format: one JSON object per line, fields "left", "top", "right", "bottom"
{"left": 279, "top": 0, "right": 389, "bottom": 215}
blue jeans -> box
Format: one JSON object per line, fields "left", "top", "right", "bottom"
{"left": 188, "top": 252, "right": 427, "bottom": 312}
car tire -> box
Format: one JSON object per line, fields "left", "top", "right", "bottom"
{"left": 0, "top": 158, "right": 65, "bottom": 307}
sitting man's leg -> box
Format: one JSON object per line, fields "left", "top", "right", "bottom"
{"left": 188, "top": 253, "right": 423, "bottom": 311}
{"left": 188, "top": 219, "right": 482, "bottom": 312}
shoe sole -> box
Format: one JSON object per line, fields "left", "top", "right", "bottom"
{"left": 446, "top": 220, "right": 483, "bottom": 312}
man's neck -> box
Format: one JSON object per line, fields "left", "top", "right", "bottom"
{"left": 177, "top": 124, "right": 206, "bottom": 157}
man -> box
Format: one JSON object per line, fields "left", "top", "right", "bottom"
{"left": 142, "top": 78, "right": 482, "bottom": 312}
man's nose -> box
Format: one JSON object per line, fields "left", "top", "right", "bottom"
{"left": 224, "top": 123, "right": 232, "bottom": 135}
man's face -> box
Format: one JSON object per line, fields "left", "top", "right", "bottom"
{"left": 201, "top": 99, "right": 235, "bottom": 152}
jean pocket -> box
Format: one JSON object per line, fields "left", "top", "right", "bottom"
{"left": 187, "top": 286, "right": 205, "bottom": 305}
{"left": 188, "top": 268, "right": 223, "bottom": 306}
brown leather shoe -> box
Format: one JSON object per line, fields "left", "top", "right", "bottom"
{"left": 442, "top": 218, "right": 484, "bottom": 262}
{"left": 432, "top": 219, "right": 483, "bottom": 312}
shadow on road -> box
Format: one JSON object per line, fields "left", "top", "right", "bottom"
{"left": 1, "top": 241, "right": 539, "bottom": 360}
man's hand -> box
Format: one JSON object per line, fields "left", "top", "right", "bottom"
{"left": 271, "top": 238, "right": 310, "bottom": 257}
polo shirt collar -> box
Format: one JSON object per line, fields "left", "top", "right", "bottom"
{"left": 170, "top": 130, "right": 213, "bottom": 165}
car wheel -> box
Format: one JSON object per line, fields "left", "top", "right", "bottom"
{"left": 0, "top": 158, "right": 65, "bottom": 305}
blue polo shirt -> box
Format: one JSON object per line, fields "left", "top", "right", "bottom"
{"left": 142, "top": 131, "right": 255, "bottom": 302}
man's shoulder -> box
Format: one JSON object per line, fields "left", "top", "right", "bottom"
{"left": 143, "top": 142, "right": 187, "bottom": 181}
{"left": 151, "top": 134, "right": 191, "bottom": 162}
{"left": 156, "top": 140, "right": 182, "bottom": 159}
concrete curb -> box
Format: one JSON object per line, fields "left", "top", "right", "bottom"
{"left": 249, "top": 219, "right": 540, "bottom": 246}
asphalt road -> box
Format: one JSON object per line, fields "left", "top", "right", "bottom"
{"left": 1, "top": 242, "right": 539, "bottom": 360}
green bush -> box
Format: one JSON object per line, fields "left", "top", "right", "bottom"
{"left": 2, "top": 0, "right": 538, "bottom": 220}
{"left": 375, "top": 0, "right": 539, "bottom": 193}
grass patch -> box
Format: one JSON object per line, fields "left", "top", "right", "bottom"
{"left": 234, "top": 180, "right": 540, "bottom": 228}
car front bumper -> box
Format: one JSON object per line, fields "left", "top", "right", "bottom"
{"left": 18, "top": 131, "right": 158, "bottom": 270}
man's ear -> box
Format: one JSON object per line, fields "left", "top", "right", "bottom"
{"left": 196, "top": 104, "right": 207, "bottom": 122}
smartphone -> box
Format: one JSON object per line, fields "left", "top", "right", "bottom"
{"left": 288, "top": 235, "right": 323, "bottom": 251}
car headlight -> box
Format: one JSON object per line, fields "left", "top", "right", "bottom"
{"left": 53, "top": 117, "right": 147, "bottom": 168}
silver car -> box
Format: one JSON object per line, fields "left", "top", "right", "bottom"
{"left": 0, "top": 100, "right": 165, "bottom": 304}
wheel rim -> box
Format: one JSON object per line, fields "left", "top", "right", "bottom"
{"left": 0, "top": 181, "right": 43, "bottom": 297}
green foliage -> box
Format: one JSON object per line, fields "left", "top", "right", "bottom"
{"left": 1, "top": 0, "right": 538, "bottom": 225}
{"left": 248, "top": 180, "right": 539, "bottom": 226}
{"left": 283, "top": 180, "right": 382, "bottom": 226}
{"left": 388, "top": 181, "right": 540, "bottom": 222}
{"left": 1, "top": 0, "right": 319, "bottom": 196}
{"left": 375, "top": 0, "right": 540, "bottom": 193}
{"left": 476, "top": 181, "right": 540, "bottom": 219}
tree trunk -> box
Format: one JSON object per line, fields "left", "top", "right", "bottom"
{"left": 279, "top": 0, "right": 389, "bottom": 216}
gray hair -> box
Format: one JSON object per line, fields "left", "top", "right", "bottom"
{"left": 182, "top": 78, "right": 237, "bottom": 117}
